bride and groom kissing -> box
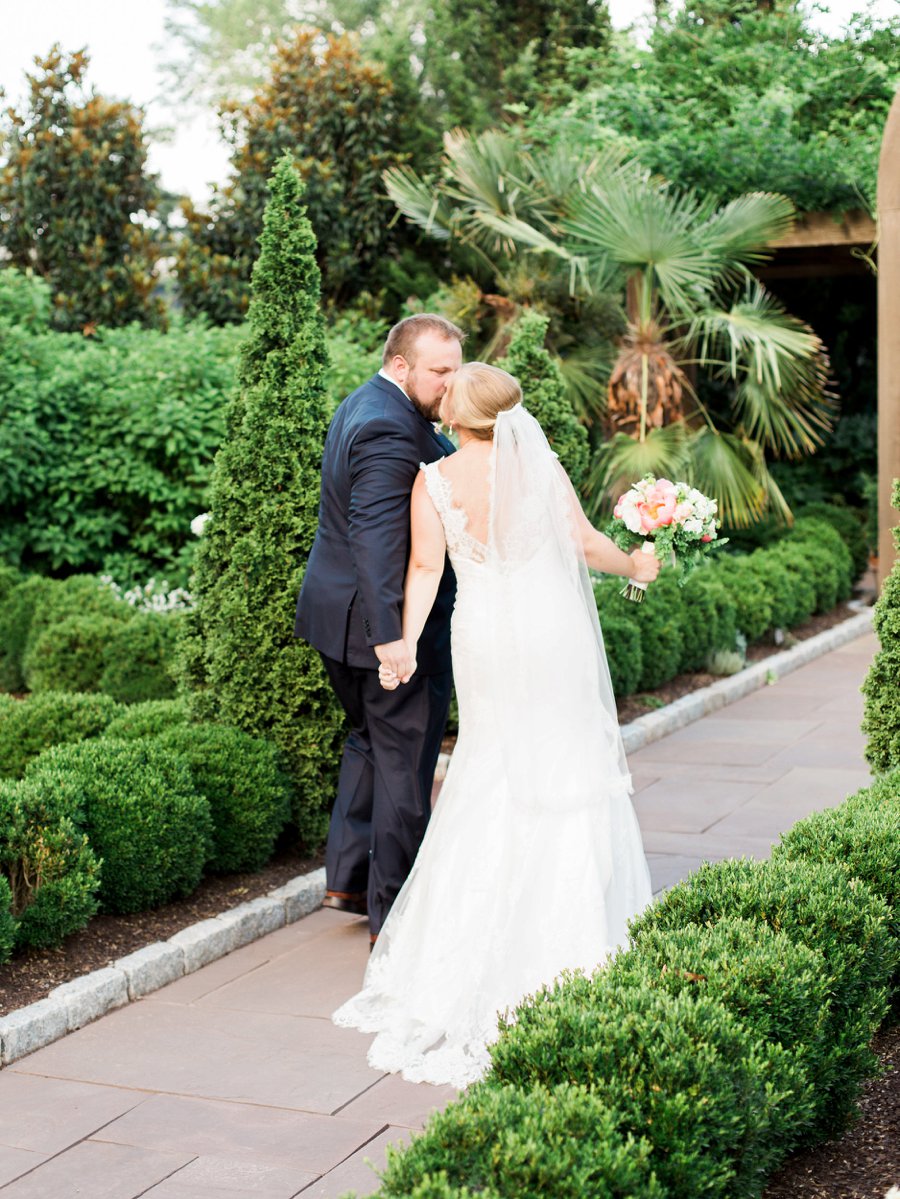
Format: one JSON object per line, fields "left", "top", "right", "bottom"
{"left": 294, "top": 313, "right": 660, "bottom": 1087}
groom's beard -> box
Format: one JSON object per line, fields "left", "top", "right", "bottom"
{"left": 406, "top": 388, "right": 442, "bottom": 423}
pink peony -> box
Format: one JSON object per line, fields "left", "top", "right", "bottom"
{"left": 637, "top": 482, "right": 677, "bottom": 532}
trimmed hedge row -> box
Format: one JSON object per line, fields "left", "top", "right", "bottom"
{"left": 367, "top": 767, "right": 900, "bottom": 1199}
{"left": 0, "top": 704, "right": 295, "bottom": 952}
{"left": 597, "top": 505, "right": 857, "bottom": 697}
{"left": 0, "top": 573, "right": 179, "bottom": 702}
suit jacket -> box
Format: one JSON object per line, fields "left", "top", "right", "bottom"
{"left": 295, "top": 373, "right": 456, "bottom": 674}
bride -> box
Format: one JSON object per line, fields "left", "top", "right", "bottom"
{"left": 332, "top": 362, "right": 660, "bottom": 1088}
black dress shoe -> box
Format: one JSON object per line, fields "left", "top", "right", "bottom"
{"left": 322, "top": 890, "right": 368, "bottom": 916}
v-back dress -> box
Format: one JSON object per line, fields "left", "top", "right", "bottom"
{"left": 332, "top": 454, "right": 652, "bottom": 1087}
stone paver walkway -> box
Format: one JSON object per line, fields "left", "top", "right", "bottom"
{"left": 0, "top": 631, "right": 877, "bottom": 1198}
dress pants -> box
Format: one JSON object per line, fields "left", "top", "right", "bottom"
{"left": 320, "top": 653, "right": 452, "bottom": 936}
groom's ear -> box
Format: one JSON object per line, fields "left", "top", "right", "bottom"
{"left": 389, "top": 354, "right": 410, "bottom": 383}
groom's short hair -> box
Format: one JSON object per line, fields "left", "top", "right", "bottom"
{"left": 382, "top": 314, "right": 465, "bottom": 367}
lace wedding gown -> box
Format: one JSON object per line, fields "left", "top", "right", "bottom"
{"left": 332, "top": 407, "right": 652, "bottom": 1088}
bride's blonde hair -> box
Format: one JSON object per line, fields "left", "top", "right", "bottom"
{"left": 446, "top": 363, "right": 522, "bottom": 440}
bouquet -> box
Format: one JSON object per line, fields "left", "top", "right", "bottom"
{"left": 609, "top": 475, "right": 726, "bottom": 602}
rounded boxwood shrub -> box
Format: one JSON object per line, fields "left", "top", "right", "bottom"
{"left": 789, "top": 516, "right": 853, "bottom": 602}
{"left": 98, "top": 610, "right": 181, "bottom": 703}
{"left": 763, "top": 543, "right": 818, "bottom": 626}
{"left": 378, "top": 1082, "right": 664, "bottom": 1199}
{"left": 153, "top": 724, "right": 292, "bottom": 872}
{"left": 27, "top": 738, "right": 213, "bottom": 914}
{"left": 0, "top": 574, "right": 56, "bottom": 691}
{"left": 797, "top": 501, "right": 868, "bottom": 579}
{"left": 0, "top": 691, "right": 122, "bottom": 779}
{"left": 744, "top": 549, "right": 805, "bottom": 630}
{"left": 773, "top": 784, "right": 900, "bottom": 994}
{"left": 24, "top": 574, "right": 131, "bottom": 660}
{"left": 615, "top": 917, "right": 828, "bottom": 1144}
{"left": 862, "top": 485, "right": 900, "bottom": 773}
{"left": 599, "top": 614, "right": 643, "bottom": 697}
{"left": 634, "top": 575, "right": 685, "bottom": 690}
{"left": 677, "top": 572, "right": 739, "bottom": 672}
{"left": 487, "top": 978, "right": 801, "bottom": 1198}
{"left": 0, "top": 563, "right": 23, "bottom": 606}
{"left": 0, "top": 876, "right": 15, "bottom": 965}
{"left": 103, "top": 697, "right": 191, "bottom": 740}
{"left": 713, "top": 557, "right": 774, "bottom": 644}
{"left": 628, "top": 856, "right": 897, "bottom": 1137}
{"left": 782, "top": 520, "right": 850, "bottom": 612}
{"left": 0, "top": 776, "right": 101, "bottom": 950}
{"left": 23, "top": 614, "right": 122, "bottom": 694}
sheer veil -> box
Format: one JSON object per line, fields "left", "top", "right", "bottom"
{"left": 486, "top": 403, "right": 631, "bottom": 833}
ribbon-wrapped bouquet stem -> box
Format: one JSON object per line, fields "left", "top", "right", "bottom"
{"left": 609, "top": 475, "right": 727, "bottom": 602}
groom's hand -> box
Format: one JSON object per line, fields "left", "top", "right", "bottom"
{"left": 375, "top": 640, "right": 416, "bottom": 688}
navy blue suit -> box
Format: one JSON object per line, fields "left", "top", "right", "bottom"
{"left": 295, "top": 373, "right": 455, "bottom": 933}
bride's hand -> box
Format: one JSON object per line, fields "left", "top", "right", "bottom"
{"left": 628, "top": 546, "right": 662, "bottom": 584}
{"left": 376, "top": 640, "right": 417, "bottom": 689}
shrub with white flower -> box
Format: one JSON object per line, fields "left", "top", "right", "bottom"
{"left": 608, "top": 474, "right": 727, "bottom": 602}
{"left": 100, "top": 575, "right": 193, "bottom": 613}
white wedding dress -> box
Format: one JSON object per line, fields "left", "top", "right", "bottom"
{"left": 332, "top": 405, "right": 652, "bottom": 1088}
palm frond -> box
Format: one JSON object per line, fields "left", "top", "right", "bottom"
{"left": 562, "top": 174, "right": 724, "bottom": 318}
{"left": 383, "top": 164, "right": 455, "bottom": 241}
{"left": 554, "top": 344, "right": 615, "bottom": 424}
{"left": 686, "top": 427, "right": 768, "bottom": 529}
{"left": 697, "top": 192, "right": 796, "bottom": 268}
{"left": 584, "top": 424, "right": 690, "bottom": 519}
{"left": 689, "top": 282, "right": 835, "bottom": 456}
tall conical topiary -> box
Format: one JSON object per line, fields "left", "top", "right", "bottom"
{"left": 179, "top": 154, "right": 343, "bottom": 845}
{"left": 500, "top": 310, "right": 589, "bottom": 489}
{"left": 862, "top": 479, "right": 900, "bottom": 774}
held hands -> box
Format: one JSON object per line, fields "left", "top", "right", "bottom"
{"left": 627, "top": 545, "right": 662, "bottom": 584}
{"left": 375, "top": 639, "right": 417, "bottom": 691}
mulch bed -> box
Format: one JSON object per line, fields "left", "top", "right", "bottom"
{"left": 763, "top": 1021, "right": 900, "bottom": 1198}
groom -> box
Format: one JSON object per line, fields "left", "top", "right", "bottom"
{"left": 295, "top": 314, "right": 464, "bottom": 945}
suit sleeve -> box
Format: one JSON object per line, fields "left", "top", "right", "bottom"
{"left": 347, "top": 418, "right": 420, "bottom": 647}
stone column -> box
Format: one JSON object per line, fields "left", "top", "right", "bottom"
{"left": 878, "top": 90, "right": 900, "bottom": 589}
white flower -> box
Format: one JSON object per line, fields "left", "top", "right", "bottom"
{"left": 683, "top": 517, "right": 704, "bottom": 535}
{"left": 191, "top": 512, "right": 211, "bottom": 537}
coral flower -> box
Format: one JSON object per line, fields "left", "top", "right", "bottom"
{"left": 637, "top": 483, "right": 677, "bottom": 532}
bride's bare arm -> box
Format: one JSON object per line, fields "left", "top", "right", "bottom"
{"left": 555, "top": 464, "right": 661, "bottom": 582}
{"left": 397, "top": 472, "right": 447, "bottom": 678}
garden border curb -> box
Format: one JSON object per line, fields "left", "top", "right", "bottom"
{"left": 0, "top": 603, "right": 876, "bottom": 1068}
{"left": 0, "top": 869, "right": 325, "bottom": 1068}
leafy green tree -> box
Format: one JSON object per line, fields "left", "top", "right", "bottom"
{"left": 176, "top": 30, "right": 412, "bottom": 320}
{"left": 0, "top": 47, "right": 164, "bottom": 332}
{"left": 500, "top": 310, "right": 589, "bottom": 488}
{"left": 179, "top": 155, "right": 343, "bottom": 845}
{"left": 527, "top": 1, "right": 900, "bottom": 213}
{"left": 160, "top": 0, "right": 611, "bottom": 131}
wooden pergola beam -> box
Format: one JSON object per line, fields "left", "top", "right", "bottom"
{"left": 769, "top": 208, "right": 876, "bottom": 250}
{"left": 878, "top": 91, "right": 900, "bottom": 589}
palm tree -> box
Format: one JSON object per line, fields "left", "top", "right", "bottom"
{"left": 385, "top": 129, "right": 834, "bottom": 526}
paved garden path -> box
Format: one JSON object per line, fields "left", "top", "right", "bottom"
{"left": 0, "top": 631, "right": 877, "bottom": 1199}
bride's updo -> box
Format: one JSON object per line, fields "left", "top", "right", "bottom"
{"left": 446, "top": 363, "right": 522, "bottom": 440}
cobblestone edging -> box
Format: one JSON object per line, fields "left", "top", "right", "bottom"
{"left": 0, "top": 604, "right": 875, "bottom": 1067}
{"left": 0, "top": 870, "right": 325, "bottom": 1068}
